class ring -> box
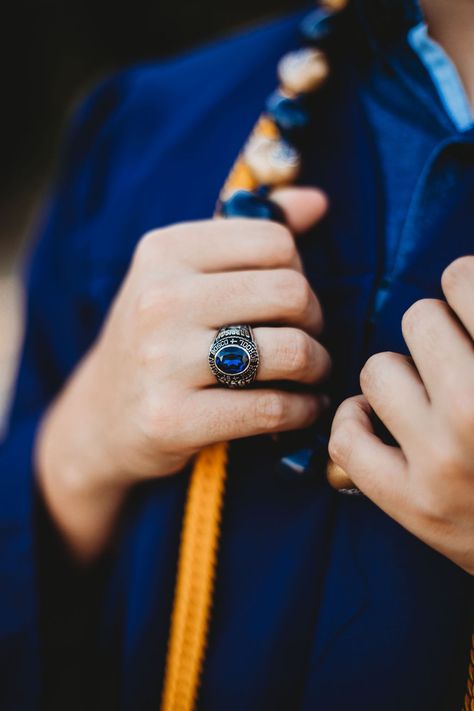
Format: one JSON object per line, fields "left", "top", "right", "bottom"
{"left": 209, "top": 325, "right": 260, "bottom": 388}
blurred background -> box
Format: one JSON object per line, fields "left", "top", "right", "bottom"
{"left": 0, "top": 0, "right": 301, "bottom": 425}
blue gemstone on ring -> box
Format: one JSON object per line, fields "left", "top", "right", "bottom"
{"left": 215, "top": 346, "right": 250, "bottom": 375}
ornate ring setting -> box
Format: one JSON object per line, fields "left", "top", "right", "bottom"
{"left": 209, "top": 325, "right": 259, "bottom": 388}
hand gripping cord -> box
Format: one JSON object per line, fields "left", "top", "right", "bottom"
{"left": 160, "top": 42, "right": 474, "bottom": 711}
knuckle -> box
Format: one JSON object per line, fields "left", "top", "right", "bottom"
{"left": 442, "top": 255, "right": 474, "bottom": 294}
{"left": 145, "top": 396, "right": 199, "bottom": 457}
{"left": 238, "top": 271, "right": 259, "bottom": 298}
{"left": 135, "top": 226, "right": 178, "bottom": 264}
{"left": 136, "top": 340, "right": 156, "bottom": 369}
{"left": 413, "top": 487, "right": 445, "bottom": 525}
{"left": 431, "top": 442, "right": 465, "bottom": 480}
{"left": 279, "top": 270, "right": 312, "bottom": 316}
{"left": 359, "top": 352, "right": 387, "bottom": 392}
{"left": 271, "top": 226, "right": 298, "bottom": 264}
{"left": 142, "top": 396, "right": 175, "bottom": 445}
{"left": 136, "top": 339, "right": 169, "bottom": 370}
{"left": 413, "top": 477, "right": 459, "bottom": 525}
{"left": 135, "top": 230, "right": 160, "bottom": 262}
{"left": 255, "top": 392, "right": 287, "bottom": 431}
{"left": 280, "top": 330, "right": 311, "bottom": 376}
{"left": 401, "top": 299, "right": 426, "bottom": 336}
{"left": 401, "top": 298, "right": 445, "bottom": 337}
{"left": 328, "top": 420, "right": 354, "bottom": 466}
{"left": 135, "top": 281, "right": 180, "bottom": 321}
{"left": 449, "top": 386, "right": 474, "bottom": 433}
{"left": 433, "top": 497, "right": 458, "bottom": 522}
{"left": 135, "top": 230, "right": 155, "bottom": 257}
{"left": 135, "top": 284, "right": 166, "bottom": 315}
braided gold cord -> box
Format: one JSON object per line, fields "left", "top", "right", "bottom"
{"left": 161, "top": 442, "right": 228, "bottom": 711}
{"left": 464, "top": 631, "right": 474, "bottom": 711}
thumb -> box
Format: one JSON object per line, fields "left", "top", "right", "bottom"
{"left": 271, "top": 186, "right": 328, "bottom": 234}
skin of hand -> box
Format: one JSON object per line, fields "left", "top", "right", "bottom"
{"left": 329, "top": 256, "right": 474, "bottom": 575}
{"left": 35, "top": 187, "right": 331, "bottom": 561}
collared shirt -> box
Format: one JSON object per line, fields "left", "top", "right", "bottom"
{"left": 360, "top": 0, "right": 474, "bottom": 270}
{"left": 408, "top": 21, "right": 473, "bottom": 133}
{"left": 359, "top": 0, "right": 472, "bottom": 270}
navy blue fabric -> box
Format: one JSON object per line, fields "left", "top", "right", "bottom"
{"left": 0, "top": 5, "right": 473, "bottom": 710}
{"left": 362, "top": 28, "right": 474, "bottom": 271}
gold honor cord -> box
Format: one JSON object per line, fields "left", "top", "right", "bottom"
{"left": 465, "top": 631, "right": 474, "bottom": 711}
{"left": 160, "top": 3, "right": 474, "bottom": 708}
{"left": 161, "top": 442, "right": 228, "bottom": 711}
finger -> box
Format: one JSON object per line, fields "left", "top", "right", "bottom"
{"left": 141, "top": 187, "right": 327, "bottom": 275}
{"left": 193, "top": 269, "right": 323, "bottom": 336}
{"left": 270, "top": 187, "right": 328, "bottom": 234}
{"left": 359, "top": 352, "right": 430, "bottom": 452}
{"left": 194, "top": 327, "right": 331, "bottom": 387}
{"left": 183, "top": 388, "right": 327, "bottom": 446}
{"left": 441, "top": 256, "right": 474, "bottom": 339}
{"left": 402, "top": 298, "right": 474, "bottom": 402}
{"left": 253, "top": 327, "right": 331, "bottom": 383}
{"left": 328, "top": 395, "right": 408, "bottom": 512}
{"left": 152, "top": 219, "right": 303, "bottom": 273}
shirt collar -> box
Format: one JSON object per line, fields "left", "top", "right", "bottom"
{"left": 353, "top": 0, "right": 474, "bottom": 133}
{"left": 408, "top": 22, "right": 474, "bottom": 132}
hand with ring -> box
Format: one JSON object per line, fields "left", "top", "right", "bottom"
{"left": 35, "top": 187, "right": 331, "bottom": 559}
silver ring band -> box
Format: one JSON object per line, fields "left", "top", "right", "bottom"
{"left": 209, "top": 324, "right": 259, "bottom": 388}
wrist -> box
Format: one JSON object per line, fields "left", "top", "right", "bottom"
{"left": 34, "top": 350, "right": 130, "bottom": 502}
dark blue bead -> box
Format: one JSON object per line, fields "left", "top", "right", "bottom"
{"left": 220, "top": 190, "right": 286, "bottom": 224}
{"left": 266, "top": 92, "right": 310, "bottom": 137}
{"left": 215, "top": 346, "right": 249, "bottom": 375}
{"left": 300, "top": 8, "right": 335, "bottom": 44}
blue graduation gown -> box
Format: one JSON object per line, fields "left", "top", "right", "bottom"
{"left": 1, "top": 8, "right": 473, "bottom": 710}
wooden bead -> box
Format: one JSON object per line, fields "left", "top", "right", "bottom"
{"left": 244, "top": 135, "right": 300, "bottom": 186}
{"left": 278, "top": 48, "right": 329, "bottom": 95}
{"left": 220, "top": 116, "right": 281, "bottom": 199}
{"left": 326, "top": 459, "right": 355, "bottom": 491}
{"left": 320, "top": 0, "right": 348, "bottom": 11}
